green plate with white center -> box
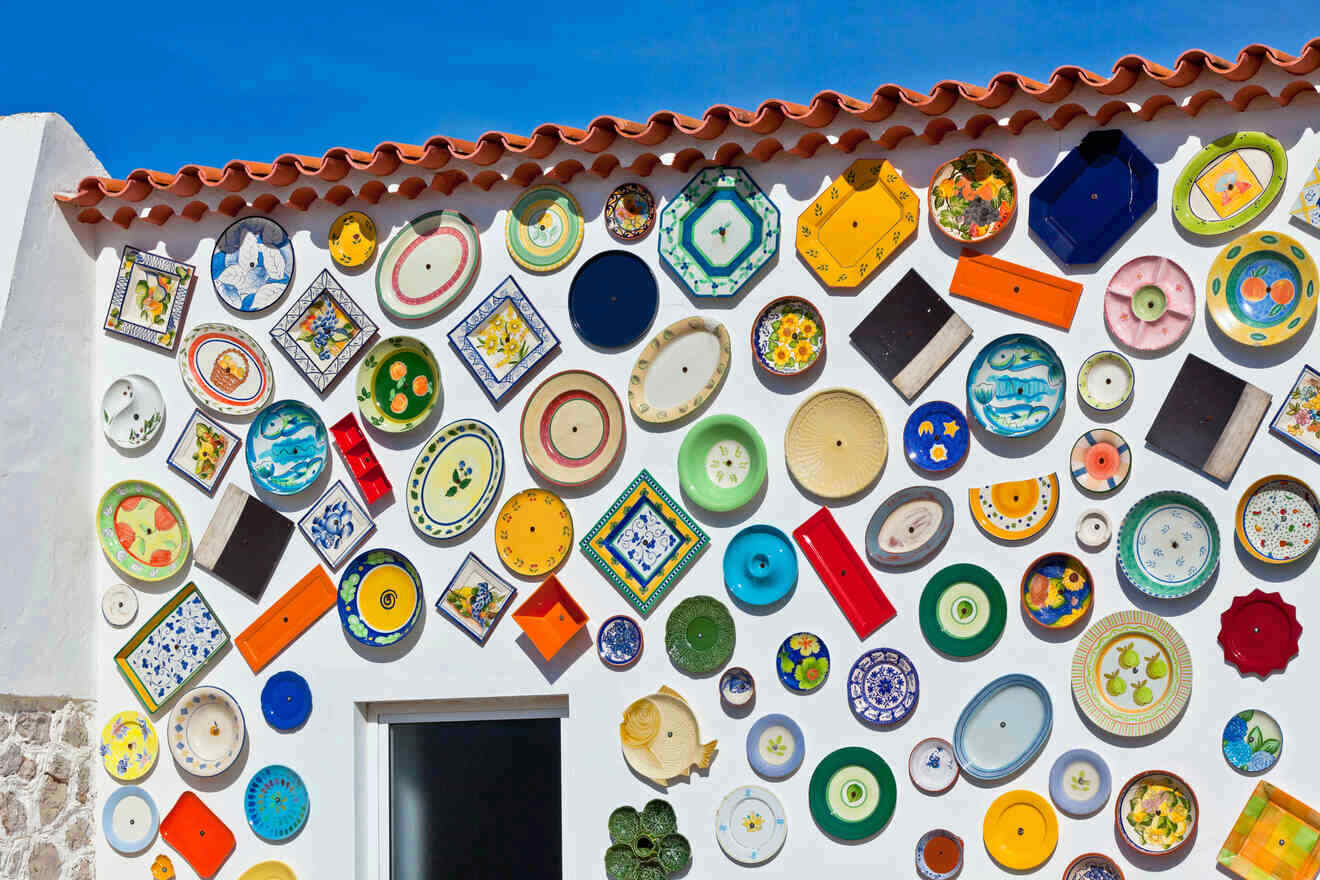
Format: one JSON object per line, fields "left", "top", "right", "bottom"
{"left": 505, "top": 185, "right": 584, "bottom": 273}
{"left": 808, "top": 747, "right": 897, "bottom": 840}
{"left": 1117, "top": 490, "right": 1220, "bottom": 599}
{"left": 665, "top": 595, "right": 735, "bottom": 676}
{"left": 676, "top": 414, "right": 767, "bottom": 512}
{"left": 919, "top": 564, "right": 1006, "bottom": 658}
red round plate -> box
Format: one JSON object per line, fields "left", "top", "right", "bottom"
{"left": 1218, "top": 589, "right": 1301, "bottom": 677}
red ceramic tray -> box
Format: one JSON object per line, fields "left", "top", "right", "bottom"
{"left": 792, "top": 507, "right": 896, "bottom": 638}
{"left": 330, "top": 413, "right": 392, "bottom": 504}
{"left": 1218, "top": 589, "right": 1301, "bottom": 677}
{"left": 160, "top": 791, "right": 235, "bottom": 879}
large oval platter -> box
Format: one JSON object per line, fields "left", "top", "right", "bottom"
{"left": 1173, "top": 131, "right": 1287, "bottom": 236}
{"left": 96, "top": 480, "right": 190, "bottom": 582}
{"left": 965, "top": 333, "right": 1065, "bottom": 437}
{"left": 178, "top": 323, "right": 275, "bottom": 416}
{"left": 628, "top": 317, "right": 731, "bottom": 424}
{"left": 408, "top": 419, "right": 504, "bottom": 539}
{"left": 953, "top": 674, "right": 1052, "bottom": 782}
{"left": 1071, "top": 610, "right": 1192, "bottom": 737}
{"left": 375, "top": 210, "right": 481, "bottom": 320}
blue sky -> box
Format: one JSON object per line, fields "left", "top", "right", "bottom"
{"left": 6, "top": 3, "right": 1310, "bottom": 176}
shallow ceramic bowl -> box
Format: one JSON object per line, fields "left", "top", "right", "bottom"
{"left": 168, "top": 686, "right": 246, "bottom": 778}
{"left": 915, "top": 828, "right": 964, "bottom": 879}
{"left": 928, "top": 149, "right": 1017, "bottom": 244}
{"left": 1020, "top": 552, "right": 1093, "bottom": 630}
{"left": 1114, "top": 770, "right": 1197, "bottom": 857}
{"left": 102, "top": 374, "right": 166, "bottom": 449}
{"left": 1064, "top": 852, "right": 1125, "bottom": 880}
{"left": 677, "top": 414, "right": 767, "bottom": 512}
{"left": 908, "top": 737, "right": 958, "bottom": 794}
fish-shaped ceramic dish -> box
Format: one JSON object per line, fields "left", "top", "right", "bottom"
{"left": 619, "top": 686, "right": 717, "bottom": 787}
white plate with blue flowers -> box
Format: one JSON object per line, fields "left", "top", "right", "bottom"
{"left": 908, "top": 737, "right": 958, "bottom": 794}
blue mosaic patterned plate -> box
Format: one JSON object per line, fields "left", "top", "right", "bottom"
{"left": 245, "top": 399, "right": 329, "bottom": 495}
{"left": 596, "top": 614, "right": 643, "bottom": 668}
{"left": 746, "top": 713, "right": 805, "bottom": 779}
{"left": 261, "top": 671, "right": 312, "bottom": 731}
{"left": 245, "top": 764, "right": 310, "bottom": 841}
{"left": 723, "top": 524, "right": 797, "bottom": 606}
{"left": 847, "top": 648, "right": 919, "bottom": 726}
{"left": 776, "top": 633, "right": 829, "bottom": 693}
{"left": 903, "top": 401, "right": 969, "bottom": 471}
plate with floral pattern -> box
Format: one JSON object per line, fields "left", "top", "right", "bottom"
{"left": 408, "top": 419, "right": 503, "bottom": 540}
{"left": 495, "top": 488, "right": 573, "bottom": 576}
{"left": 1117, "top": 490, "right": 1219, "bottom": 598}
{"left": 97, "top": 481, "right": 190, "bottom": 582}
{"left": 928, "top": 149, "right": 1016, "bottom": 243}
{"left": 908, "top": 737, "right": 958, "bottom": 794}
{"left": 847, "top": 648, "right": 918, "bottom": 726}
{"left": 100, "top": 711, "right": 158, "bottom": 781}
{"left": 1072, "top": 610, "right": 1192, "bottom": 737}
{"left": 777, "top": 632, "right": 829, "bottom": 693}
{"left": 1270, "top": 364, "right": 1320, "bottom": 461}
{"left": 1235, "top": 474, "right": 1320, "bottom": 564}
{"left": 336, "top": 548, "right": 423, "bottom": 647}
{"left": 751, "top": 297, "right": 824, "bottom": 375}
{"left": 211, "top": 216, "right": 294, "bottom": 312}
{"left": 376, "top": 210, "right": 480, "bottom": 319}
{"left": 355, "top": 336, "right": 440, "bottom": 433}
{"left": 716, "top": 785, "right": 787, "bottom": 865}
{"left": 1222, "top": 709, "right": 1282, "bottom": 773}
{"left": 746, "top": 713, "right": 804, "bottom": 779}
{"left": 597, "top": 614, "right": 643, "bottom": 668}
{"left": 1021, "top": 553, "right": 1093, "bottom": 630}
{"left": 169, "top": 686, "right": 245, "bottom": 777}
{"left": 506, "top": 184, "right": 583, "bottom": 272}
{"left": 328, "top": 210, "right": 377, "bottom": 268}
{"left": 605, "top": 182, "right": 657, "bottom": 242}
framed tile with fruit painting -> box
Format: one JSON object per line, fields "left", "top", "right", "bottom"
{"left": 103, "top": 246, "right": 197, "bottom": 352}
{"left": 1270, "top": 364, "right": 1320, "bottom": 461}
{"left": 167, "top": 409, "right": 240, "bottom": 494}
{"left": 270, "top": 269, "right": 378, "bottom": 392}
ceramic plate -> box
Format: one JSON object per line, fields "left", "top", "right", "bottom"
{"left": 102, "top": 785, "right": 158, "bottom": 853}
{"left": 1220, "top": 781, "right": 1320, "bottom": 880}
{"left": 723, "top": 524, "right": 797, "bottom": 606}
{"left": 568, "top": 250, "right": 658, "bottom": 348}
{"left": 903, "top": 401, "right": 969, "bottom": 471}
{"left": 1078, "top": 351, "right": 1134, "bottom": 411}
{"left": 751, "top": 296, "right": 824, "bottom": 375}
{"left": 1104, "top": 255, "right": 1195, "bottom": 352}
{"left": 1235, "top": 474, "right": 1320, "bottom": 563}
{"left": 606, "top": 801, "right": 691, "bottom": 877}
{"left": 796, "top": 159, "right": 915, "bottom": 288}
{"left": 1117, "top": 490, "right": 1219, "bottom": 598}
{"left": 1070, "top": 429, "right": 1130, "bottom": 494}
{"left": 677, "top": 414, "right": 767, "bottom": 512}
{"left": 777, "top": 633, "right": 829, "bottom": 693}
{"left": 929, "top": 149, "right": 1016, "bottom": 243}
{"left": 665, "top": 596, "right": 735, "bottom": 676}
{"left": 114, "top": 585, "right": 228, "bottom": 714}
{"left": 100, "top": 710, "right": 158, "bottom": 781}
{"left": 1270, "top": 363, "right": 1320, "bottom": 462}
{"left": 1021, "top": 553, "right": 1093, "bottom": 630}
{"left": 720, "top": 667, "right": 754, "bottom": 706}
{"left": 506, "top": 184, "right": 584, "bottom": 272}
{"left": 908, "top": 738, "right": 958, "bottom": 794}
{"left": 1207, "top": 230, "right": 1317, "bottom": 346}
{"left": 847, "top": 648, "right": 918, "bottom": 726}
{"left": 355, "top": 336, "right": 440, "bottom": 433}
{"left": 436, "top": 552, "right": 516, "bottom": 645}
{"left": 260, "top": 671, "right": 312, "bottom": 731}
{"left": 784, "top": 389, "right": 887, "bottom": 498}
{"left": 983, "top": 790, "right": 1057, "bottom": 870}
{"left": 96, "top": 480, "right": 190, "bottom": 582}
{"left": 336, "top": 548, "right": 423, "bottom": 646}
{"left": 746, "top": 714, "right": 804, "bottom": 779}
{"left": 628, "top": 316, "right": 731, "bottom": 424}
{"left": 237, "top": 862, "right": 298, "bottom": 880}
{"left": 521, "top": 370, "right": 624, "bottom": 487}
{"left": 807, "top": 747, "right": 897, "bottom": 840}
{"left": 408, "top": 419, "right": 504, "bottom": 540}
{"left": 661, "top": 166, "right": 779, "bottom": 297}
{"left": 269, "top": 269, "right": 379, "bottom": 394}
{"left": 966, "top": 333, "right": 1064, "bottom": 437}
{"left": 969, "top": 474, "right": 1060, "bottom": 541}
{"left": 376, "top": 210, "right": 480, "bottom": 319}
{"left": 167, "top": 409, "right": 241, "bottom": 494}
{"left": 245, "top": 400, "right": 328, "bottom": 495}
{"left": 1071, "top": 610, "right": 1192, "bottom": 737}
{"left": 1049, "top": 749, "right": 1111, "bottom": 815}
{"left": 915, "top": 830, "right": 964, "bottom": 880}
{"left": 954, "top": 674, "right": 1051, "bottom": 782}
{"left": 1219, "top": 589, "right": 1302, "bottom": 677}
{"left": 919, "top": 563, "right": 1006, "bottom": 657}
{"left": 1076, "top": 509, "right": 1113, "bottom": 549}
{"left": 605, "top": 182, "right": 657, "bottom": 241}
{"left": 178, "top": 323, "right": 275, "bottom": 416}
{"left": 245, "top": 765, "right": 309, "bottom": 841}
{"left": 619, "top": 687, "right": 717, "bottom": 787}
{"left": 298, "top": 480, "right": 374, "bottom": 570}
{"left": 1116, "top": 771, "right": 1197, "bottom": 856}
{"left": 495, "top": 488, "right": 572, "bottom": 576}
{"left": 104, "top": 245, "right": 195, "bottom": 352}
{"left": 447, "top": 275, "right": 561, "bottom": 404}
{"left": 211, "top": 216, "right": 294, "bottom": 312}
{"left": 1222, "top": 709, "right": 1281, "bottom": 773}
{"left": 102, "top": 374, "right": 165, "bottom": 449}
{"left": 597, "top": 614, "right": 643, "bottom": 668}
{"left": 1174, "top": 131, "right": 1287, "bottom": 235}
{"left": 716, "top": 785, "right": 787, "bottom": 865}
{"left": 865, "top": 486, "right": 954, "bottom": 568}
{"left": 169, "top": 686, "right": 245, "bottom": 777}
{"left": 328, "top": 210, "right": 377, "bottom": 268}
{"left": 101, "top": 584, "right": 138, "bottom": 627}
{"left": 1064, "top": 853, "right": 1124, "bottom": 880}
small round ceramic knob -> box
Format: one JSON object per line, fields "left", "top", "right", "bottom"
{"left": 1076, "top": 509, "right": 1112, "bottom": 550}
{"left": 720, "top": 667, "right": 755, "bottom": 707}
{"left": 101, "top": 584, "right": 138, "bottom": 627}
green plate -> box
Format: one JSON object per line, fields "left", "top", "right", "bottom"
{"left": 919, "top": 564, "right": 1006, "bottom": 658}
{"left": 676, "top": 415, "right": 767, "bottom": 512}
{"left": 96, "top": 480, "right": 191, "bottom": 582}
{"left": 355, "top": 336, "right": 441, "bottom": 434}
{"left": 1173, "top": 132, "right": 1287, "bottom": 236}
{"left": 664, "top": 596, "right": 735, "bottom": 676}
{"left": 1117, "top": 491, "right": 1220, "bottom": 599}
{"left": 808, "top": 746, "right": 897, "bottom": 840}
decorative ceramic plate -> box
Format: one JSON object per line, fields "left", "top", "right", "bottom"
{"left": 966, "top": 333, "right": 1064, "bottom": 437}
{"left": 716, "top": 785, "right": 787, "bottom": 865}
{"left": 102, "top": 374, "right": 164, "bottom": 449}
{"left": 1064, "top": 853, "right": 1125, "bottom": 880}
{"left": 506, "top": 184, "right": 584, "bottom": 272}
{"left": 605, "top": 182, "right": 657, "bottom": 241}
{"left": 436, "top": 553, "right": 516, "bottom": 645}
{"left": 723, "top": 524, "right": 797, "bottom": 606}
{"left": 953, "top": 674, "right": 1051, "bottom": 782}
{"left": 915, "top": 829, "right": 964, "bottom": 880}
{"left": 447, "top": 275, "right": 561, "bottom": 404}
{"left": 665, "top": 596, "right": 735, "bottom": 676}
{"left": 847, "top": 648, "right": 918, "bottom": 726}
{"left": 245, "top": 765, "right": 309, "bottom": 841}
{"left": 568, "top": 250, "right": 659, "bottom": 348}
{"left": 244, "top": 400, "right": 328, "bottom": 495}
{"left": 336, "top": 548, "right": 423, "bottom": 647}
{"left": 968, "top": 474, "right": 1060, "bottom": 541}
{"left": 1076, "top": 509, "right": 1112, "bottom": 550}
{"left": 178, "top": 323, "right": 275, "bottom": 415}
{"left": 1271, "top": 363, "right": 1320, "bottom": 462}
{"left": 1223, "top": 708, "right": 1282, "bottom": 773}
{"left": 597, "top": 615, "right": 643, "bottom": 668}
{"left": 677, "top": 414, "right": 766, "bottom": 511}
{"left": 1104, "top": 255, "right": 1195, "bottom": 352}
{"left": 376, "top": 210, "right": 480, "bottom": 319}
{"left": 605, "top": 800, "right": 691, "bottom": 879}
{"left": 1220, "top": 781, "right": 1320, "bottom": 880}
{"left": 1219, "top": 589, "right": 1302, "bottom": 677}
{"left": 260, "top": 670, "right": 312, "bottom": 731}
{"left": 784, "top": 389, "right": 886, "bottom": 498}
{"left": 519, "top": 371, "right": 623, "bottom": 487}
{"left": 1071, "top": 610, "right": 1192, "bottom": 737}
{"left": 1207, "top": 230, "right": 1318, "bottom": 346}
{"left": 97, "top": 481, "right": 190, "bottom": 582}
{"left": 720, "top": 667, "right": 754, "bottom": 706}
{"left": 328, "top": 209, "right": 377, "bottom": 268}
{"left": 797, "top": 159, "right": 916, "bottom": 288}
{"left": 808, "top": 747, "right": 897, "bottom": 840}
{"left": 1116, "top": 771, "right": 1197, "bottom": 856}
{"left": 114, "top": 585, "right": 227, "bottom": 714}
{"left": 751, "top": 296, "right": 824, "bottom": 375}
{"left": 746, "top": 714, "right": 804, "bottom": 779}
{"left": 619, "top": 686, "right": 717, "bottom": 787}
{"left": 1021, "top": 552, "right": 1093, "bottom": 630}
{"left": 1117, "top": 490, "right": 1219, "bottom": 598}
{"left": 100, "top": 710, "right": 158, "bottom": 781}
{"left": 1069, "top": 428, "right": 1130, "bottom": 495}
{"left": 101, "top": 584, "right": 138, "bottom": 627}
{"left": 983, "top": 790, "right": 1057, "bottom": 870}
{"left": 496, "top": 488, "right": 572, "bottom": 576}
{"left": 903, "top": 401, "right": 969, "bottom": 471}
{"left": 1049, "top": 749, "right": 1111, "bottom": 815}
{"left": 102, "top": 785, "right": 158, "bottom": 853}
{"left": 211, "top": 216, "right": 294, "bottom": 312}
{"left": 919, "top": 563, "right": 1006, "bottom": 657}
{"left": 929, "top": 149, "right": 1016, "bottom": 243}
{"left": 169, "top": 686, "right": 245, "bottom": 777}
{"left": 237, "top": 862, "right": 297, "bottom": 880}
{"left": 1235, "top": 474, "right": 1320, "bottom": 563}
{"left": 777, "top": 633, "right": 829, "bottom": 693}
{"left": 408, "top": 419, "right": 503, "bottom": 540}
{"left": 1174, "top": 131, "right": 1287, "bottom": 235}
{"left": 159, "top": 791, "right": 235, "bottom": 877}
{"left": 269, "top": 269, "right": 379, "bottom": 394}
{"left": 908, "top": 738, "right": 958, "bottom": 794}
{"left": 355, "top": 336, "right": 440, "bottom": 433}
{"left": 628, "top": 316, "right": 732, "bottom": 424}
{"left": 865, "top": 486, "right": 954, "bottom": 568}
{"left": 1078, "top": 350, "right": 1134, "bottom": 411}
{"left": 104, "top": 245, "right": 195, "bottom": 352}
{"left": 661, "top": 166, "right": 779, "bottom": 297}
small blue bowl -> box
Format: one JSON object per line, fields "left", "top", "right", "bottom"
{"left": 723, "top": 525, "right": 797, "bottom": 606}
{"left": 776, "top": 633, "right": 830, "bottom": 693}
{"left": 1048, "top": 748, "right": 1111, "bottom": 815}
{"left": 596, "top": 615, "right": 643, "bottom": 668}
{"left": 746, "top": 713, "right": 805, "bottom": 779}
{"left": 903, "top": 401, "right": 969, "bottom": 471}
{"left": 261, "top": 670, "right": 312, "bottom": 731}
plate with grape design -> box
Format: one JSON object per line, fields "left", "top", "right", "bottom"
{"left": 1206, "top": 230, "right": 1317, "bottom": 346}
{"left": 1071, "top": 610, "right": 1192, "bottom": 737}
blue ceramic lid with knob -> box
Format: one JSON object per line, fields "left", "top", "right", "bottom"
{"left": 723, "top": 524, "right": 797, "bottom": 606}
{"left": 903, "top": 401, "right": 969, "bottom": 471}
{"left": 746, "top": 713, "right": 805, "bottom": 778}
{"left": 261, "top": 670, "right": 312, "bottom": 731}
{"left": 1048, "top": 748, "right": 1111, "bottom": 815}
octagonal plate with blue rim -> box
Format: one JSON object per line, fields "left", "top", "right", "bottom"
{"left": 245, "top": 399, "right": 329, "bottom": 495}
{"left": 261, "top": 671, "right": 312, "bottom": 731}
{"left": 1048, "top": 748, "right": 1111, "bottom": 815}
{"left": 659, "top": 166, "right": 780, "bottom": 298}
{"left": 723, "top": 524, "right": 797, "bottom": 606}
{"left": 903, "top": 401, "right": 969, "bottom": 471}
{"left": 746, "top": 713, "right": 805, "bottom": 779}
{"left": 847, "top": 648, "right": 919, "bottom": 726}
{"left": 776, "top": 633, "right": 830, "bottom": 693}
{"left": 966, "top": 333, "right": 1065, "bottom": 437}
{"left": 245, "top": 764, "right": 310, "bottom": 841}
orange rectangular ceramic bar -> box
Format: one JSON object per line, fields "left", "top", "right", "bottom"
{"left": 234, "top": 565, "right": 336, "bottom": 673}
{"left": 949, "top": 248, "right": 1084, "bottom": 329}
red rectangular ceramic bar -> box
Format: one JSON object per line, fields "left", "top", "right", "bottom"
{"left": 949, "top": 248, "right": 1084, "bottom": 329}
{"left": 792, "top": 508, "right": 896, "bottom": 638}
{"left": 330, "top": 413, "right": 392, "bottom": 504}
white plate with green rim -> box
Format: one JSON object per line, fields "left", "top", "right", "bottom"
{"left": 1077, "top": 351, "right": 1133, "bottom": 411}
{"left": 1117, "top": 490, "right": 1219, "bottom": 598}
{"left": 1071, "top": 610, "right": 1192, "bottom": 737}
{"left": 1173, "top": 131, "right": 1287, "bottom": 236}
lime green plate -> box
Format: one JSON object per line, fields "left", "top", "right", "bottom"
{"left": 97, "top": 481, "right": 190, "bottom": 582}
{"left": 677, "top": 415, "right": 766, "bottom": 512}
{"left": 1173, "top": 132, "right": 1286, "bottom": 236}
{"left": 919, "top": 564, "right": 1006, "bottom": 658}
{"left": 808, "top": 747, "right": 897, "bottom": 840}
{"left": 664, "top": 596, "right": 735, "bottom": 676}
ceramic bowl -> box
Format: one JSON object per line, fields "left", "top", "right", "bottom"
{"left": 908, "top": 737, "right": 958, "bottom": 794}
{"left": 1075, "top": 509, "right": 1112, "bottom": 550}
{"left": 719, "top": 667, "right": 755, "bottom": 707}
{"left": 677, "top": 414, "right": 767, "bottom": 512}
{"left": 865, "top": 486, "right": 954, "bottom": 568}
{"left": 1077, "top": 350, "right": 1134, "bottom": 411}
{"left": 1020, "top": 553, "right": 1093, "bottom": 630}
{"left": 915, "top": 828, "right": 964, "bottom": 879}
{"left": 1114, "top": 770, "right": 1197, "bottom": 857}
{"left": 1234, "top": 474, "right": 1320, "bottom": 564}
{"left": 751, "top": 296, "right": 824, "bottom": 375}
{"left": 168, "top": 686, "right": 246, "bottom": 777}
{"left": 596, "top": 615, "right": 643, "bottom": 669}
{"left": 1063, "top": 852, "right": 1125, "bottom": 880}
{"left": 1069, "top": 429, "right": 1131, "bottom": 495}
{"left": 102, "top": 374, "right": 165, "bottom": 449}
{"left": 928, "top": 149, "right": 1017, "bottom": 244}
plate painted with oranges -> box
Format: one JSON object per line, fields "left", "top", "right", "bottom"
{"left": 355, "top": 336, "right": 441, "bottom": 433}
{"left": 1207, "top": 230, "right": 1317, "bottom": 346}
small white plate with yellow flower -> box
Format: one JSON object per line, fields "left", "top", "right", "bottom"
{"left": 716, "top": 785, "right": 786, "bottom": 864}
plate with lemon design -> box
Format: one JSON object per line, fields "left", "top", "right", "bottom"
{"left": 1071, "top": 610, "right": 1192, "bottom": 737}
{"left": 1116, "top": 770, "right": 1197, "bottom": 857}
{"left": 355, "top": 336, "right": 440, "bottom": 433}
{"left": 1207, "top": 230, "right": 1317, "bottom": 346}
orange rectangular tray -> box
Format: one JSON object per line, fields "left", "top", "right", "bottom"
{"left": 160, "top": 791, "right": 234, "bottom": 879}
{"left": 234, "top": 566, "right": 336, "bottom": 673}
{"left": 948, "top": 248, "right": 1084, "bottom": 329}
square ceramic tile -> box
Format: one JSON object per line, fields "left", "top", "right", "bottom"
{"left": 114, "top": 584, "right": 229, "bottom": 713}
{"left": 435, "top": 553, "right": 517, "bottom": 644}
{"left": 269, "top": 269, "right": 378, "bottom": 392}
{"left": 167, "top": 409, "right": 241, "bottom": 494}
{"left": 297, "top": 480, "right": 374, "bottom": 570}
{"left": 580, "top": 469, "right": 707, "bottom": 616}
{"left": 103, "top": 245, "right": 197, "bottom": 352}
{"left": 1270, "top": 364, "right": 1320, "bottom": 461}
{"left": 1289, "top": 156, "right": 1320, "bottom": 230}
{"left": 447, "top": 275, "right": 559, "bottom": 403}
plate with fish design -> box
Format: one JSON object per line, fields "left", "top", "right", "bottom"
{"left": 965, "top": 334, "right": 1064, "bottom": 438}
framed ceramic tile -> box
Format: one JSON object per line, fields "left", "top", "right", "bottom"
{"left": 114, "top": 583, "right": 229, "bottom": 714}
{"left": 103, "top": 245, "right": 197, "bottom": 352}
{"left": 435, "top": 553, "right": 517, "bottom": 644}
{"left": 297, "top": 480, "right": 374, "bottom": 570}
{"left": 447, "top": 275, "right": 560, "bottom": 403}
{"left": 167, "top": 409, "right": 241, "bottom": 494}
{"left": 1270, "top": 364, "right": 1320, "bottom": 461}
{"left": 579, "top": 469, "right": 708, "bottom": 616}
{"left": 269, "top": 269, "right": 378, "bottom": 392}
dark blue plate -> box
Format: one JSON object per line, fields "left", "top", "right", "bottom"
{"left": 903, "top": 401, "right": 969, "bottom": 470}
{"left": 261, "top": 671, "right": 312, "bottom": 731}
{"left": 568, "top": 250, "right": 658, "bottom": 348}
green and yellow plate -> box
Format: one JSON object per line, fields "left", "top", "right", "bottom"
{"left": 919, "top": 564, "right": 1006, "bottom": 658}
{"left": 808, "top": 747, "right": 897, "bottom": 840}
{"left": 97, "top": 480, "right": 190, "bottom": 582}
{"left": 355, "top": 336, "right": 441, "bottom": 433}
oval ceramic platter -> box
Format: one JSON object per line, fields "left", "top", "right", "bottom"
{"left": 983, "top": 790, "right": 1057, "bottom": 871}
{"left": 678, "top": 414, "right": 767, "bottom": 511}
{"left": 1235, "top": 474, "right": 1320, "bottom": 564}
{"left": 1021, "top": 553, "right": 1093, "bottom": 630}
{"left": 903, "top": 401, "right": 969, "bottom": 471}
{"left": 245, "top": 400, "right": 328, "bottom": 495}
{"left": 1077, "top": 350, "right": 1134, "bottom": 411}
{"left": 506, "top": 184, "right": 584, "bottom": 273}
{"left": 784, "top": 389, "right": 887, "bottom": 499}
{"left": 1117, "top": 490, "right": 1219, "bottom": 598}
{"left": 1049, "top": 748, "right": 1111, "bottom": 816}
{"left": 1115, "top": 770, "right": 1197, "bottom": 857}
{"left": 969, "top": 474, "right": 1060, "bottom": 542}
{"left": 808, "top": 747, "right": 897, "bottom": 840}
{"left": 619, "top": 686, "right": 717, "bottom": 787}
{"left": 1069, "top": 428, "right": 1131, "bottom": 494}
{"left": 178, "top": 323, "right": 274, "bottom": 416}
{"left": 723, "top": 524, "right": 797, "bottom": 606}
{"left": 100, "top": 711, "right": 158, "bottom": 782}
{"left": 628, "top": 317, "right": 731, "bottom": 425}
{"left": 336, "top": 548, "right": 423, "bottom": 647}
{"left": 1173, "top": 131, "right": 1287, "bottom": 236}
{"left": 328, "top": 210, "right": 377, "bottom": 268}
{"left": 495, "top": 488, "right": 572, "bottom": 576}
{"left": 408, "top": 419, "right": 503, "bottom": 540}
{"left": 604, "top": 182, "right": 657, "bottom": 242}
{"left": 375, "top": 210, "right": 480, "bottom": 320}
{"left": 928, "top": 149, "right": 1016, "bottom": 243}
{"left": 965, "top": 334, "right": 1064, "bottom": 437}
{"left": 1071, "top": 610, "right": 1192, "bottom": 737}
{"left": 716, "top": 785, "right": 788, "bottom": 865}
{"left": 211, "top": 216, "right": 294, "bottom": 312}
{"left": 1104, "top": 255, "right": 1196, "bottom": 352}
{"left": 847, "top": 648, "right": 918, "bottom": 726}
{"left": 746, "top": 713, "right": 805, "bottom": 779}
{"left": 665, "top": 596, "right": 736, "bottom": 676}
{"left": 751, "top": 296, "right": 824, "bottom": 375}
{"left": 102, "top": 375, "right": 165, "bottom": 449}
{"left": 953, "top": 674, "right": 1052, "bottom": 782}
{"left": 355, "top": 336, "right": 440, "bottom": 433}
{"left": 96, "top": 480, "right": 190, "bottom": 582}
{"left": 245, "top": 765, "right": 310, "bottom": 841}
{"left": 865, "top": 485, "right": 954, "bottom": 568}
{"left": 169, "top": 686, "right": 245, "bottom": 777}
{"left": 520, "top": 371, "right": 624, "bottom": 488}
{"left": 919, "top": 564, "right": 1006, "bottom": 657}
{"left": 102, "top": 785, "right": 158, "bottom": 853}
{"left": 1207, "top": 230, "right": 1317, "bottom": 346}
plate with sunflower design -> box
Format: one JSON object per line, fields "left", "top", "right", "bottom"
{"left": 1207, "top": 230, "right": 1317, "bottom": 346}
{"left": 1021, "top": 553, "right": 1093, "bottom": 630}
{"left": 355, "top": 336, "right": 440, "bottom": 433}
{"left": 716, "top": 785, "right": 787, "bottom": 865}
{"left": 776, "top": 632, "right": 829, "bottom": 693}
{"left": 751, "top": 297, "right": 824, "bottom": 375}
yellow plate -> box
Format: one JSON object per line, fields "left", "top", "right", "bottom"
{"left": 784, "top": 388, "right": 887, "bottom": 498}
{"left": 1206, "top": 230, "right": 1317, "bottom": 346}
{"left": 983, "top": 790, "right": 1057, "bottom": 870}
{"left": 328, "top": 210, "right": 377, "bottom": 268}
{"left": 796, "top": 159, "right": 917, "bottom": 289}
{"left": 100, "top": 710, "right": 158, "bottom": 781}
{"left": 969, "top": 475, "right": 1059, "bottom": 541}
{"left": 237, "top": 861, "right": 296, "bottom": 880}
{"left": 495, "top": 489, "right": 573, "bottom": 576}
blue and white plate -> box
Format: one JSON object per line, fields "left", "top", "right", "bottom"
{"left": 596, "top": 615, "right": 643, "bottom": 668}
{"left": 903, "top": 401, "right": 969, "bottom": 470}
{"left": 211, "top": 216, "right": 294, "bottom": 312}
{"left": 720, "top": 667, "right": 755, "bottom": 706}
{"left": 245, "top": 400, "right": 328, "bottom": 495}
{"left": 847, "top": 648, "right": 919, "bottom": 726}
{"left": 261, "top": 671, "right": 312, "bottom": 731}
{"left": 953, "top": 674, "right": 1052, "bottom": 782}
{"left": 1222, "top": 708, "right": 1282, "bottom": 773}
{"left": 102, "top": 785, "right": 158, "bottom": 853}
{"left": 245, "top": 764, "right": 310, "bottom": 841}
{"left": 965, "top": 334, "right": 1065, "bottom": 438}
{"left": 723, "top": 524, "right": 797, "bottom": 606}
{"left": 776, "top": 633, "right": 830, "bottom": 693}
{"left": 1048, "top": 748, "right": 1111, "bottom": 815}
{"left": 746, "top": 714, "right": 805, "bottom": 779}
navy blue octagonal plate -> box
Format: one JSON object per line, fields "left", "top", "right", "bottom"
{"left": 903, "top": 401, "right": 969, "bottom": 471}
{"left": 568, "top": 250, "right": 658, "bottom": 348}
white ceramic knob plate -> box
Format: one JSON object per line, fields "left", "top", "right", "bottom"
{"left": 101, "top": 584, "right": 139, "bottom": 627}
{"left": 1076, "top": 510, "right": 1112, "bottom": 549}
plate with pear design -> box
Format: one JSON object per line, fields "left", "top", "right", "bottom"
{"left": 1071, "top": 610, "right": 1192, "bottom": 737}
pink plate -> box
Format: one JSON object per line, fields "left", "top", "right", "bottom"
{"left": 1104, "top": 256, "right": 1194, "bottom": 352}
